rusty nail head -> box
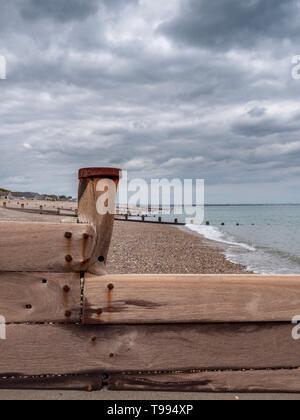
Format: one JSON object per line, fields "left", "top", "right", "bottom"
{"left": 65, "top": 310, "right": 72, "bottom": 318}
{"left": 91, "top": 336, "right": 97, "bottom": 342}
{"left": 63, "top": 285, "right": 70, "bottom": 293}
{"left": 107, "top": 283, "right": 114, "bottom": 291}
{"left": 83, "top": 233, "right": 89, "bottom": 240}
{"left": 65, "top": 232, "right": 72, "bottom": 239}
{"left": 97, "top": 308, "right": 103, "bottom": 316}
{"left": 26, "top": 304, "right": 32, "bottom": 310}
{"left": 65, "top": 255, "right": 73, "bottom": 263}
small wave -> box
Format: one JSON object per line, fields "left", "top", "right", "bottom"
{"left": 257, "top": 246, "right": 300, "bottom": 266}
{"left": 186, "top": 224, "right": 256, "bottom": 252}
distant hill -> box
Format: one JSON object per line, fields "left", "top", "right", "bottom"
{"left": 0, "top": 188, "right": 73, "bottom": 201}
{"left": 12, "top": 191, "right": 40, "bottom": 199}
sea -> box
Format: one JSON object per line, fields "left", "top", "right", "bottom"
{"left": 150, "top": 205, "right": 300, "bottom": 275}
{"left": 187, "top": 205, "right": 300, "bottom": 274}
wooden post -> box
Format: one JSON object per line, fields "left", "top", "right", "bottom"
{"left": 78, "top": 168, "right": 121, "bottom": 275}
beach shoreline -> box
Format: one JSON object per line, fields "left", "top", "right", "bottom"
{"left": 0, "top": 208, "right": 248, "bottom": 274}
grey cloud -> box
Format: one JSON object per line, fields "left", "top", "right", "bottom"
{"left": 20, "top": 0, "right": 100, "bottom": 22}
{"left": 0, "top": 0, "right": 300, "bottom": 202}
{"left": 19, "top": 0, "right": 139, "bottom": 23}
{"left": 233, "top": 114, "right": 300, "bottom": 137}
{"left": 247, "top": 106, "right": 267, "bottom": 118}
{"left": 160, "top": 0, "right": 300, "bottom": 50}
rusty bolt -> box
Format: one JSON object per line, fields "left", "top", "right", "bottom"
{"left": 63, "top": 285, "right": 70, "bottom": 293}
{"left": 65, "top": 310, "right": 72, "bottom": 318}
{"left": 65, "top": 255, "right": 73, "bottom": 263}
{"left": 64, "top": 232, "right": 72, "bottom": 239}
{"left": 107, "top": 283, "right": 114, "bottom": 291}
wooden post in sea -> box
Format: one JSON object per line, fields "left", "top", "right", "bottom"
{"left": 78, "top": 167, "right": 121, "bottom": 275}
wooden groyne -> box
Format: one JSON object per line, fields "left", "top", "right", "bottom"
{"left": 0, "top": 167, "right": 299, "bottom": 393}
{"left": 1, "top": 201, "right": 185, "bottom": 225}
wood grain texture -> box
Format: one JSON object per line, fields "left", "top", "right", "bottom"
{"left": 83, "top": 274, "right": 300, "bottom": 324}
{"left": 0, "top": 222, "right": 96, "bottom": 272}
{"left": 0, "top": 375, "right": 102, "bottom": 391}
{"left": 108, "top": 370, "right": 300, "bottom": 393}
{"left": 0, "top": 272, "right": 81, "bottom": 323}
{"left": 0, "top": 323, "right": 298, "bottom": 376}
{"left": 78, "top": 177, "right": 118, "bottom": 275}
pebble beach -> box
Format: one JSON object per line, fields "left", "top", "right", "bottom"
{"left": 0, "top": 207, "right": 248, "bottom": 274}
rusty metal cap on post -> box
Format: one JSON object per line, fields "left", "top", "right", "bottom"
{"left": 78, "top": 167, "right": 121, "bottom": 180}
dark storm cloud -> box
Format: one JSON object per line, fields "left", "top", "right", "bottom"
{"left": 20, "top": 0, "right": 139, "bottom": 23}
{"left": 161, "top": 0, "right": 300, "bottom": 50}
{"left": 233, "top": 112, "right": 300, "bottom": 137}
{"left": 20, "top": 0, "right": 100, "bottom": 22}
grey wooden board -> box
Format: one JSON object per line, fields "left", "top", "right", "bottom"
{"left": 0, "top": 323, "right": 298, "bottom": 376}
{"left": 0, "top": 375, "right": 102, "bottom": 391}
{"left": 108, "top": 370, "right": 300, "bottom": 393}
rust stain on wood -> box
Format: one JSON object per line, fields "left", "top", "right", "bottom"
{"left": 81, "top": 233, "right": 90, "bottom": 263}
{"left": 124, "top": 300, "right": 162, "bottom": 309}
{"left": 62, "top": 285, "right": 70, "bottom": 308}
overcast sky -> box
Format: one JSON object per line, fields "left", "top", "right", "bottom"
{"left": 1, "top": 0, "right": 300, "bottom": 203}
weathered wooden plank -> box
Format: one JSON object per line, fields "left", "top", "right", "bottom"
{"left": 108, "top": 370, "right": 300, "bottom": 393}
{"left": 0, "top": 323, "right": 298, "bottom": 376}
{"left": 0, "top": 222, "right": 96, "bottom": 272}
{"left": 83, "top": 274, "right": 300, "bottom": 324}
{"left": 0, "top": 375, "right": 102, "bottom": 391}
{"left": 0, "top": 273, "right": 81, "bottom": 323}
{"left": 78, "top": 168, "right": 120, "bottom": 275}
